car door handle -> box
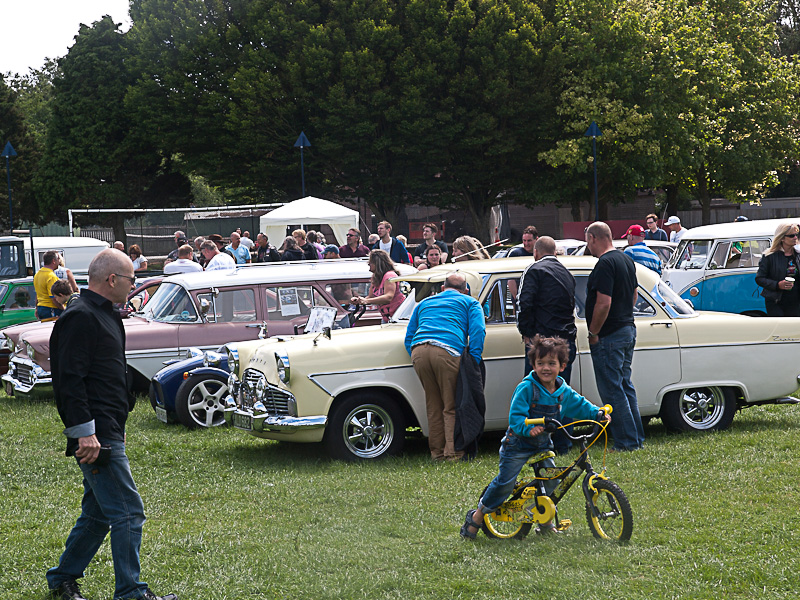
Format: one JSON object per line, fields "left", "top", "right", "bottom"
{"left": 650, "top": 321, "right": 673, "bottom": 328}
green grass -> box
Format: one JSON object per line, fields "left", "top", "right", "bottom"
{"left": 2, "top": 394, "right": 800, "bottom": 599}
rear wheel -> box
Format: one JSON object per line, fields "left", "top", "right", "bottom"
{"left": 324, "top": 392, "right": 405, "bottom": 460}
{"left": 585, "top": 479, "right": 633, "bottom": 542}
{"left": 482, "top": 513, "right": 532, "bottom": 540}
{"left": 660, "top": 386, "right": 736, "bottom": 432}
{"left": 175, "top": 373, "right": 228, "bottom": 429}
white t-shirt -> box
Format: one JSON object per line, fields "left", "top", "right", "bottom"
{"left": 239, "top": 237, "right": 255, "bottom": 250}
{"left": 670, "top": 228, "right": 687, "bottom": 243}
{"left": 164, "top": 259, "right": 203, "bottom": 274}
{"left": 379, "top": 238, "right": 392, "bottom": 253}
{"left": 132, "top": 255, "right": 147, "bottom": 270}
{"left": 205, "top": 252, "right": 236, "bottom": 271}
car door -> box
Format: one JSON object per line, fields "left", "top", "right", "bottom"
{"left": 0, "top": 283, "right": 37, "bottom": 328}
{"left": 179, "top": 286, "right": 263, "bottom": 350}
{"left": 574, "top": 274, "right": 681, "bottom": 416}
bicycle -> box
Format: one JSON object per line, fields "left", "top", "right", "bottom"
{"left": 480, "top": 404, "right": 633, "bottom": 542}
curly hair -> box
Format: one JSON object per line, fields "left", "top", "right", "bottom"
{"left": 526, "top": 335, "right": 569, "bottom": 365}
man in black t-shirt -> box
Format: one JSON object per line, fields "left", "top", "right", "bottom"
{"left": 585, "top": 221, "right": 644, "bottom": 452}
{"left": 413, "top": 223, "right": 448, "bottom": 266}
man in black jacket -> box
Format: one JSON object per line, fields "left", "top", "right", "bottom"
{"left": 47, "top": 249, "right": 177, "bottom": 600}
{"left": 516, "top": 236, "right": 577, "bottom": 454}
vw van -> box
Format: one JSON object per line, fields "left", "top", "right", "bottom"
{"left": 662, "top": 217, "right": 800, "bottom": 316}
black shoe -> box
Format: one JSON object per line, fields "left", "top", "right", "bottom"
{"left": 142, "top": 589, "right": 178, "bottom": 600}
{"left": 51, "top": 580, "right": 87, "bottom": 600}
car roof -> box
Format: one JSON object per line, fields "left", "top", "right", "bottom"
{"left": 679, "top": 217, "right": 800, "bottom": 241}
{"left": 26, "top": 236, "right": 110, "bottom": 249}
{"left": 164, "top": 258, "right": 416, "bottom": 290}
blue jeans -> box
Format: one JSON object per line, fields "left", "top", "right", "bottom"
{"left": 47, "top": 439, "right": 149, "bottom": 599}
{"left": 589, "top": 325, "right": 644, "bottom": 451}
{"left": 36, "top": 306, "right": 63, "bottom": 320}
{"left": 479, "top": 404, "right": 560, "bottom": 512}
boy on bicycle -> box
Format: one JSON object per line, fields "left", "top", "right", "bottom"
{"left": 461, "top": 335, "right": 610, "bottom": 538}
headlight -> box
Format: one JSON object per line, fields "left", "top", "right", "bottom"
{"left": 24, "top": 341, "right": 35, "bottom": 360}
{"left": 203, "top": 350, "right": 223, "bottom": 368}
{"left": 226, "top": 345, "right": 239, "bottom": 374}
{"left": 227, "top": 372, "right": 239, "bottom": 400}
{"left": 0, "top": 336, "right": 9, "bottom": 350}
{"left": 275, "top": 351, "right": 290, "bottom": 384}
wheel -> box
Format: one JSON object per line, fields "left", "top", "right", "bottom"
{"left": 324, "top": 392, "right": 405, "bottom": 460}
{"left": 174, "top": 373, "right": 229, "bottom": 429}
{"left": 585, "top": 479, "right": 633, "bottom": 542}
{"left": 660, "top": 387, "right": 736, "bottom": 432}
{"left": 478, "top": 483, "right": 533, "bottom": 540}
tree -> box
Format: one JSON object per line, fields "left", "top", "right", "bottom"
{"left": 36, "top": 15, "right": 191, "bottom": 240}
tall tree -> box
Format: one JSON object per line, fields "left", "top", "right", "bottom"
{"left": 36, "top": 15, "right": 191, "bottom": 240}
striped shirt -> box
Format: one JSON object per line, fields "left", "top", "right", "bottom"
{"left": 624, "top": 242, "right": 662, "bottom": 275}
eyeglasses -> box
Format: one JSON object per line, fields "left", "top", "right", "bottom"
{"left": 113, "top": 273, "right": 136, "bottom": 284}
{"left": 646, "top": 221, "right": 655, "bottom": 225}
{"left": 346, "top": 233, "right": 357, "bottom": 237}
{"left": 785, "top": 233, "right": 798, "bottom": 238}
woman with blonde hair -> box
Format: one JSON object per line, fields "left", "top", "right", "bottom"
{"left": 756, "top": 223, "right": 800, "bottom": 316}
{"left": 351, "top": 249, "right": 406, "bottom": 322}
{"left": 451, "top": 236, "right": 490, "bottom": 261}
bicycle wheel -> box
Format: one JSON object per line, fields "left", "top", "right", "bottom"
{"left": 585, "top": 479, "right": 633, "bottom": 542}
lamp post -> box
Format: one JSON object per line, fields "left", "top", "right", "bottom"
{"left": 294, "top": 131, "right": 311, "bottom": 197}
{"left": 584, "top": 121, "right": 601, "bottom": 220}
{"left": 1, "top": 141, "right": 16, "bottom": 230}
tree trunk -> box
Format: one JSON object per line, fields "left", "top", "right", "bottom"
{"left": 462, "top": 191, "right": 492, "bottom": 243}
{"left": 664, "top": 185, "right": 679, "bottom": 220}
{"left": 570, "top": 199, "right": 582, "bottom": 222}
{"left": 697, "top": 168, "right": 711, "bottom": 225}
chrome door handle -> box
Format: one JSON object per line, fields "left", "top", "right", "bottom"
{"left": 650, "top": 321, "right": 673, "bottom": 328}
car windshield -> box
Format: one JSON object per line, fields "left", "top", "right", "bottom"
{"left": 141, "top": 282, "right": 199, "bottom": 323}
{"left": 390, "top": 274, "right": 491, "bottom": 322}
{"left": 668, "top": 240, "right": 710, "bottom": 270}
{"left": 651, "top": 280, "right": 696, "bottom": 317}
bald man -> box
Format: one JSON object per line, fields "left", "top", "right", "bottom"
{"left": 47, "top": 249, "right": 178, "bottom": 600}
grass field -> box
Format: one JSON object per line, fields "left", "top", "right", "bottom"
{"left": 1, "top": 393, "right": 799, "bottom": 600}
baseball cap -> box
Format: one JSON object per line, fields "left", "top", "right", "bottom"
{"left": 622, "top": 224, "right": 645, "bottom": 238}
{"left": 323, "top": 244, "right": 339, "bottom": 255}
{"left": 665, "top": 216, "right": 681, "bottom": 226}
{"left": 734, "top": 215, "right": 749, "bottom": 222}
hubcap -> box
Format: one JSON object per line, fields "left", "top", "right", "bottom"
{"left": 342, "top": 404, "right": 394, "bottom": 459}
{"left": 187, "top": 379, "right": 228, "bottom": 427}
{"left": 679, "top": 387, "right": 724, "bottom": 430}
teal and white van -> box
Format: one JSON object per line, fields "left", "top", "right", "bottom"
{"left": 662, "top": 217, "right": 800, "bottom": 316}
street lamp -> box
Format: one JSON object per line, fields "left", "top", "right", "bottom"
{"left": 294, "top": 131, "right": 311, "bottom": 197}
{"left": 1, "top": 141, "right": 16, "bottom": 230}
{"left": 584, "top": 121, "right": 602, "bottom": 220}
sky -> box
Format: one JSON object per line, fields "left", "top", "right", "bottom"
{"left": 0, "top": 0, "right": 132, "bottom": 76}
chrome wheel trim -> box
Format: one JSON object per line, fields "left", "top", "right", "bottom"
{"left": 186, "top": 379, "right": 228, "bottom": 427}
{"left": 677, "top": 387, "right": 725, "bottom": 430}
{"left": 341, "top": 403, "right": 395, "bottom": 459}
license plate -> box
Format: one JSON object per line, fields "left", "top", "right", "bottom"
{"left": 155, "top": 406, "right": 168, "bottom": 424}
{"left": 233, "top": 412, "right": 253, "bottom": 430}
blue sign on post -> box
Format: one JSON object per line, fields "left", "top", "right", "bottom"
{"left": 1, "top": 142, "right": 17, "bottom": 230}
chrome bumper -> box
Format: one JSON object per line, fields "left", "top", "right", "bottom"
{"left": 223, "top": 399, "right": 326, "bottom": 434}
{"left": 2, "top": 360, "right": 53, "bottom": 399}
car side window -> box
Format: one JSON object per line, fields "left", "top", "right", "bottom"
{"left": 198, "top": 289, "right": 257, "bottom": 323}
{"left": 9, "top": 285, "right": 36, "bottom": 309}
{"left": 266, "top": 286, "right": 317, "bottom": 321}
{"left": 482, "top": 278, "right": 519, "bottom": 323}
{"left": 633, "top": 292, "right": 656, "bottom": 317}
{"left": 574, "top": 276, "right": 655, "bottom": 318}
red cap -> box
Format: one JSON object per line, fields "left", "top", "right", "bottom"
{"left": 622, "top": 224, "right": 645, "bottom": 238}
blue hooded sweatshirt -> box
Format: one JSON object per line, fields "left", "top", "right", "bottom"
{"left": 508, "top": 372, "right": 602, "bottom": 438}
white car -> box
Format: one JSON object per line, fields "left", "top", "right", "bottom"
{"left": 222, "top": 256, "right": 800, "bottom": 460}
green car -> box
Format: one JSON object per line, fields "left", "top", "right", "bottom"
{"left": 0, "top": 278, "right": 38, "bottom": 329}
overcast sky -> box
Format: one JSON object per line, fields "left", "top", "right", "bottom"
{"left": 1, "top": 0, "right": 132, "bottom": 76}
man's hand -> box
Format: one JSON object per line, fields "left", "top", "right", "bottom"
{"left": 75, "top": 434, "right": 101, "bottom": 464}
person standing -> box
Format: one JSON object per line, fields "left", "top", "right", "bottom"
{"left": 163, "top": 245, "right": 203, "bottom": 274}
{"left": 292, "top": 230, "right": 319, "bottom": 261}
{"left": 47, "top": 249, "right": 177, "bottom": 600}
{"left": 34, "top": 251, "right": 64, "bottom": 321}
{"left": 755, "top": 223, "right": 800, "bottom": 316}
{"left": 404, "top": 272, "right": 486, "bottom": 461}
{"left": 508, "top": 226, "right": 538, "bottom": 257}
{"left": 413, "top": 223, "right": 449, "bottom": 266}
{"left": 239, "top": 231, "right": 255, "bottom": 250}
{"left": 200, "top": 240, "right": 236, "bottom": 271}
{"left": 517, "top": 236, "right": 577, "bottom": 454}
{"left": 623, "top": 225, "right": 662, "bottom": 275}
{"left": 584, "top": 222, "right": 644, "bottom": 452}
{"left": 665, "top": 216, "right": 688, "bottom": 243}
{"left": 371, "top": 221, "right": 410, "bottom": 264}
{"left": 350, "top": 250, "right": 406, "bottom": 322}
{"left": 128, "top": 244, "right": 148, "bottom": 272}
{"left": 225, "top": 231, "right": 252, "bottom": 264}
{"left": 644, "top": 214, "right": 668, "bottom": 241}
{"left": 164, "top": 231, "right": 188, "bottom": 264}
{"left": 339, "top": 228, "right": 370, "bottom": 258}
{"left": 254, "top": 233, "right": 281, "bottom": 263}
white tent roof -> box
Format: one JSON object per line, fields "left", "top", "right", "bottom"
{"left": 259, "top": 196, "right": 359, "bottom": 246}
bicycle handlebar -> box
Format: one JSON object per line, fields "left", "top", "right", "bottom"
{"left": 524, "top": 404, "right": 613, "bottom": 432}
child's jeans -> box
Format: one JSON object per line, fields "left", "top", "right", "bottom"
{"left": 479, "top": 404, "right": 560, "bottom": 513}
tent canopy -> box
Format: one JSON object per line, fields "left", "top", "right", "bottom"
{"left": 259, "top": 197, "right": 359, "bottom": 246}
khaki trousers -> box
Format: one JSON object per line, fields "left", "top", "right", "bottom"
{"left": 411, "top": 344, "right": 462, "bottom": 460}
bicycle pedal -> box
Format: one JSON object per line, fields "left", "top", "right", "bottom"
{"left": 556, "top": 519, "right": 572, "bottom": 531}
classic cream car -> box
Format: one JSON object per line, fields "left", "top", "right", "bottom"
{"left": 223, "top": 256, "right": 800, "bottom": 460}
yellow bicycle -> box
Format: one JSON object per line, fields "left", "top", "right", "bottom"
{"left": 481, "top": 405, "right": 633, "bottom": 542}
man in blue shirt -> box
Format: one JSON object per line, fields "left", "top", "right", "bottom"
{"left": 644, "top": 214, "right": 668, "bottom": 241}
{"left": 405, "top": 272, "right": 486, "bottom": 461}
{"left": 225, "top": 231, "right": 252, "bottom": 264}
{"left": 623, "top": 225, "right": 662, "bottom": 275}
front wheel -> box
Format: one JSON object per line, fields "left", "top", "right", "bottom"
{"left": 323, "top": 392, "right": 405, "bottom": 461}
{"left": 660, "top": 386, "right": 736, "bottom": 432}
{"left": 585, "top": 479, "right": 633, "bottom": 542}
{"left": 175, "top": 373, "right": 229, "bottom": 429}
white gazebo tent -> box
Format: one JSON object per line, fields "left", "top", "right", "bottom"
{"left": 259, "top": 196, "right": 359, "bottom": 246}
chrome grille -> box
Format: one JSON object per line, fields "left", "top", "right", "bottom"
{"left": 15, "top": 363, "right": 32, "bottom": 386}
{"left": 240, "top": 368, "right": 292, "bottom": 415}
